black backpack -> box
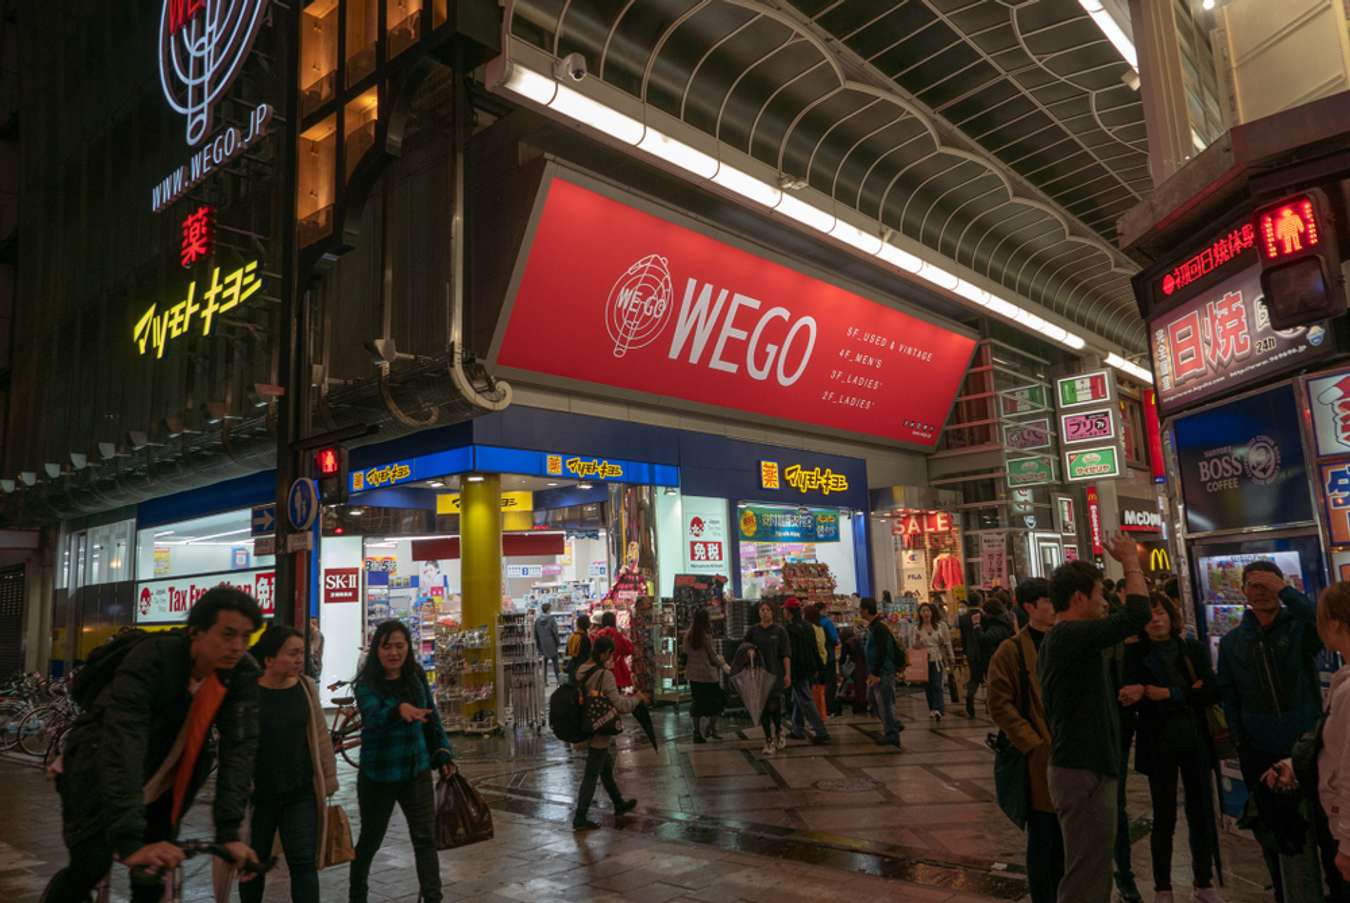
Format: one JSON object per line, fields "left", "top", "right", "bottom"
{"left": 71, "top": 628, "right": 152, "bottom": 710}
{"left": 549, "top": 677, "right": 591, "bottom": 744}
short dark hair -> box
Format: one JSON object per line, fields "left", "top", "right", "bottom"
{"left": 984, "top": 597, "right": 1008, "bottom": 619}
{"left": 1015, "top": 578, "right": 1051, "bottom": 611}
{"left": 590, "top": 635, "right": 616, "bottom": 664}
{"left": 250, "top": 626, "right": 302, "bottom": 665}
{"left": 575, "top": 613, "right": 590, "bottom": 632}
{"left": 1163, "top": 578, "right": 1180, "bottom": 600}
{"left": 1243, "top": 560, "right": 1284, "bottom": 581}
{"left": 967, "top": 589, "right": 984, "bottom": 608}
{"left": 600, "top": 610, "right": 617, "bottom": 629}
{"left": 187, "top": 587, "right": 263, "bottom": 634}
{"left": 860, "top": 597, "right": 878, "bottom": 616}
{"left": 1050, "top": 560, "right": 1102, "bottom": 613}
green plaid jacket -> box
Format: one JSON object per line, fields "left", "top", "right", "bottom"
{"left": 355, "top": 673, "right": 453, "bottom": 783}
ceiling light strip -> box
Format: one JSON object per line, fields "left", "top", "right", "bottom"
{"left": 496, "top": 60, "right": 1109, "bottom": 358}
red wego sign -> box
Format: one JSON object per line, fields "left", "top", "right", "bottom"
{"left": 494, "top": 179, "right": 976, "bottom": 447}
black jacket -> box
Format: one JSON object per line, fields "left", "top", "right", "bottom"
{"left": 59, "top": 632, "right": 260, "bottom": 858}
{"left": 975, "top": 614, "right": 1015, "bottom": 670}
{"left": 784, "top": 617, "right": 822, "bottom": 682}
{"left": 1125, "top": 636, "right": 1218, "bottom": 776}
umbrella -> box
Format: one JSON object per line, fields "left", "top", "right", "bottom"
{"left": 631, "top": 701, "right": 659, "bottom": 751}
{"left": 729, "top": 647, "right": 774, "bottom": 728}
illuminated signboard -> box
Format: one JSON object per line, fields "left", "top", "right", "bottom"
{"left": 1061, "top": 408, "right": 1116, "bottom": 445}
{"left": 1065, "top": 446, "right": 1122, "bottom": 482}
{"left": 758, "top": 460, "right": 849, "bottom": 495}
{"left": 1149, "top": 264, "right": 1330, "bottom": 415}
{"left": 180, "top": 205, "right": 215, "bottom": 268}
{"left": 152, "top": 0, "right": 271, "bottom": 211}
{"left": 132, "top": 259, "right": 263, "bottom": 358}
{"left": 352, "top": 461, "right": 413, "bottom": 491}
{"left": 492, "top": 177, "right": 976, "bottom": 448}
{"left": 1158, "top": 224, "right": 1255, "bottom": 299}
{"left": 1257, "top": 196, "right": 1322, "bottom": 261}
{"left": 545, "top": 454, "right": 624, "bottom": 481}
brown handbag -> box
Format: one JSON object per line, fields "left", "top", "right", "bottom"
{"left": 322, "top": 804, "right": 356, "bottom": 867}
{"left": 434, "top": 770, "right": 494, "bottom": 850}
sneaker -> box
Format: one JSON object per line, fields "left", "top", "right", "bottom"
{"left": 775, "top": 732, "right": 787, "bottom": 750}
{"left": 761, "top": 741, "right": 776, "bottom": 756}
{"left": 1193, "top": 888, "right": 1225, "bottom": 903}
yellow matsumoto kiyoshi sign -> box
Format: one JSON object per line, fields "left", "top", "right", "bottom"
{"left": 132, "top": 260, "right": 263, "bottom": 358}
{"left": 436, "top": 491, "right": 534, "bottom": 515}
{"left": 759, "top": 460, "right": 850, "bottom": 496}
{"left": 545, "top": 454, "right": 625, "bottom": 481}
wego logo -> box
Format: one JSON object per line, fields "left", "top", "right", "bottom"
{"left": 602, "top": 256, "right": 818, "bottom": 386}
{"left": 159, "top": 0, "right": 269, "bottom": 145}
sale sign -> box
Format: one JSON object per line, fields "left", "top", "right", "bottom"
{"left": 1061, "top": 408, "right": 1116, "bottom": 445}
{"left": 323, "top": 567, "right": 360, "bottom": 603}
{"left": 136, "top": 568, "right": 275, "bottom": 624}
{"left": 492, "top": 177, "right": 976, "bottom": 447}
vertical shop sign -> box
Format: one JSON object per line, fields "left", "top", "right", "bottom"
{"left": 1144, "top": 390, "right": 1167, "bottom": 483}
{"left": 979, "top": 533, "right": 1008, "bottom": 587}
{"left": 1086, "top": 486, "right": 1104, "bottom": 556}
{"left": 683, "top": 497, "right": 728, "bottom": 574}
{"left": 323, "top": 568, "right": 360, "bottom": 603}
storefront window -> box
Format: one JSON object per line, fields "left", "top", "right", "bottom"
{"left": 135, "top": 509, "right": 274, "bottom": 581}
{"left": 737, "top": 504, "right": 857, "bottom": 601}
{"left": 57, "top": 518, "right": 135, "bottom": 589}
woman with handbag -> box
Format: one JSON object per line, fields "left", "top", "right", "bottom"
{"left": 1119, "top": 593, "right": 1224, "bottom": 903}
{"left": 911, "top": 603, "right": 955, "bottom": 724}
{"left": 349, "top": 621, "right": 455, "bottom": 903}
{"left": 572, "top": 636, "right": 646, "bottom": 830}
{"left": 683, "top": 609, "right": 731, "bottom": 744}
{"left": 239, "top": 626, "right": 337, "bottom": 903}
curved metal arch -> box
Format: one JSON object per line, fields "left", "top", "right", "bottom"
{"left": 597, "top": 0, "right": 641, "bottom": 83}
{"left": 640, "top": 0, "right": 711, "bottom": 106}
{"left": 710, "top": 32, "right": 799, "bottom": 146}
{"left": 745, "top": 51, "right": 831, "bottom": 155}
{"left": 678, "top": 7, "right": 761, "bottom": 120}
{"left": 918, "top": 172, "right": 1007, "bottom": 255}
{"left": 804, "top": 96, "right": 882, "bottom": 188}
{"left": 723, "top": 0, "right": 845, "bottom": 84}
{"left": 829, "top": 112, "right": 908, "bottom": 204}
{"left": 937, "top": 183, "right": 1015, "bottom": 262}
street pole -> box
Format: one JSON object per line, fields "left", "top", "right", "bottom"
{"left": 275, "top": 0, "right": 303, "bottom": 630}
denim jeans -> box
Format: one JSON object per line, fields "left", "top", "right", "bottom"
{"left": 789, "top": 679, "right": 830, "bottom": 738}
{"left": 868, "top": 676, "right": 900, "bottom": 741}
{"left": 350, "top": 770, "right": 440, "bottom": 903}
{"left": 241, "top": 787, "right": 319, "bottom": 903}
{"left": 924, "top": 661, "right": 946, "bottom": 715}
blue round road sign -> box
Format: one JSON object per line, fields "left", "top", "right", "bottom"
{"left": 288, "top": 478, "right": 319, "bottom": 531}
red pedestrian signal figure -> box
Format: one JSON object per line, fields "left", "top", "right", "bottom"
{"left": 180, "top": 205, "right": 214, "bottom": 268}
{"left": 1258, "top": 196, "right": 1321, "bottom": 261}
{"left": 1252, "top": 189, "right": 1342, "bottom": 329}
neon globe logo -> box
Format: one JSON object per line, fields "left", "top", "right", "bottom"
{"left": 159, "top": 0, "right": 269, "bottom": 145}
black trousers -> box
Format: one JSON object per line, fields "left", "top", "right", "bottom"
{"left": 350, "top": 770, "right": 440, "bottom": 903}
{"left": 760, "top": 693, "right": 783, "bottom": 741}
{"left": 241, "top": 787, "right": 319, "bottom": 903}
{"left": 1145, "top": 749, "right": 1214, "bottom": 891}
{"left": 1026, "top": 809, "right": 1065, "bottom": 903}
{"left": 575, "top": 745, "right": 624, "bottom": 821}
{"left": 42, "top": 794, "right": 175, "bottom": 903}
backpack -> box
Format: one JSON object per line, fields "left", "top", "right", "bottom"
{"left": 71, "top": 628, "right": 152, "bottom": 710}
{"left": 549, "top": 669, "right": 596, "bottom": 743}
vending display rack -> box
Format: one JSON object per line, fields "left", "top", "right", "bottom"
{"left": 629, "top": 596, "right": 657, "bottom": 699}
{"left": 780, "top": 562, "right": 836, "bottom": 605}
{"left": 433, "top": 625, "right": 496, "bottom": 734}
{"left": 497, "top": 612, "right": 545, "bottom": 731}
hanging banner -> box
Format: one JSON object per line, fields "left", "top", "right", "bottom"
{"left": 1056, "top": 371, "right": 1112, "bottom": 409}
{"left": 1086, "top": 486, "right": 1104, "bottom": 556}
{"left": 979, "top": 533, "right": 1008, "bottom": 587}
{"left": 1144, "top": 389, "right": 1167, "bottom": 483}
{"left": 491, "top": 176, "right": 977, "bottom": 448}
{"left": 737, "top": 506, "right": 840, "bottom": 542}
{"left": 1056, "top": 496, "right": 1077, "bottom": 535}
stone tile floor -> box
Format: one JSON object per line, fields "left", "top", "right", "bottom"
{"left": 0, "top": 685, "right": 1282, "bottom": 901}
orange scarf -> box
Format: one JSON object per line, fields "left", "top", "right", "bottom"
{"left": 170, "top": 672, "right": 227, "bottom": 826}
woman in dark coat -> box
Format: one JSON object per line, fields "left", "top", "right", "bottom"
{"left": 1119, "top": 592, "right": 1222, "bottom": 903}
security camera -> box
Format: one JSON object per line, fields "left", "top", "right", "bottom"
{"left": 555, "top": 53, "right": 587, "bottom": 83}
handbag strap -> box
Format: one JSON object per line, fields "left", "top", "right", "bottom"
{"left": 1014, "top": 633, "right": 1031, "bottom": 722}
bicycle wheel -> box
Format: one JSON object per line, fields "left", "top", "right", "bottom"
{"left": 334, "top": 711, "right": 361, "bottom": 769}
{"left": 0, "top": 702, "right": 28, "bottom": 751}
{"left": 18, "top": 706, "right": 58, "bottom": 757}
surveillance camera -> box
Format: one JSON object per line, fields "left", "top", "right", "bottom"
{"left": 555, "top": 53, "right": 587, "bottom": 83}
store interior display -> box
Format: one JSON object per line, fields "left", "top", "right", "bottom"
{"left": 497, "top": 612, "right": 544, "bottom": 732}
{"left": 1195, "top": 549, "right": 1304, "bottom": 661}
{"left": 433, "top": 625, "right": 494, "bottom": 734}
{"left": 629, "top": 596, "right": 657, "bottom": 699}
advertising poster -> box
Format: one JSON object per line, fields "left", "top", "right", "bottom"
{"left": 979, "top": 532, "right": 1008, "bottom": 587}
{"left": 1004, "top": 419, "right": 1052, "bottom": 452}
{"left": 738, "top": 506, "right": 840, "bottom": 542}
{"left": 1321, "top": 460, "right": 1350, "bottom": 546}
{"left": 1150, "top": 265, "right": 1330, "bottom": 415}
{"left": 493, "top": 177, "right": 977, "bottom": 448}
{"left": 137, "top": 568, "right": 275, "bottom": 624}
{"left": 683, "top": 496, "right": 728, "bottom": 574}
{"left": 1174, "top": 384, "right": 1313, "bottom": 533}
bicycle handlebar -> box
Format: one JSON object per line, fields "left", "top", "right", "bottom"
{"left": 327, "top": 679, "right": 353, "bottom": 691}
{"left": 128, "top": 840, "right": 275, "bottom": 887}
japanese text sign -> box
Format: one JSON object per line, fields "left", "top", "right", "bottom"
{"left": 492, "top": 177, "right": 976, "bottom": 448}
{"left": 759, "top": 460, "right": 849, "bottom": 495}
{"left": 1065, "top": 446, "right": 1121, "bottom": 482}
{"left": 737, "top": 506, "right": 840, "bottom": 542}
{"left": 1322, "top": 461, "right": 1350, "bottom": 545}
{"left": 1149, "top": 264, "right": 1330, "bottom": 416}
{"left": 1061, "top": 408, "right": 1116, "bottom": 445}
{"left": 133, "top": 259, "right": 263, "bottom": 359}
{"left": 1006, "top": 457, "right": 1055, "bottom": 488}
{"left": 1086, "top": 486, "right": 1103, "bottom": 556}
{"left": 1159, "top": 223, "right": 1255, "bottom": 299}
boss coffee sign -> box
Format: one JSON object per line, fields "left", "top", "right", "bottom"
{"left": 1174, "top": 384, "right": 1313, "bottom": 534}
{"left": 492, "top": 177, "right": 977, "bottom": 448}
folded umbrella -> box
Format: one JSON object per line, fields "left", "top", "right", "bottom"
{"left": 631, "top": 701, "right": 659, "bottom": 751}
{"left": 729, "top": 647, "right": 774, "bottom": 728}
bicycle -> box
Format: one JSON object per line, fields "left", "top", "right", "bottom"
{"left": 16, "top": 684, "right": 79, "bottom": 761}
{"left": 328, "top": 679, "right": 363, "bottom": 768}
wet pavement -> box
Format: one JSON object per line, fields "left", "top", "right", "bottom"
{"left": 0, "top": 685, "right": 1281, "bottom": 901}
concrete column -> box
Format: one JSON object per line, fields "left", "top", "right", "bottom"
{"left": 1131, "top": 0, "right": 1196, "bottom": 185}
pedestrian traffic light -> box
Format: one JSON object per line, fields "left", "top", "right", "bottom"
{"left": 1253, "top": 188, "right": 1344, "bottom": 329}
{"left": 313, "top": 445, "right": 348, "bottom": 505}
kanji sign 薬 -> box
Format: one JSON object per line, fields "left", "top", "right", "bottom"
{"left": 132, "top": 259, "right": 263, "bottom": 358}
{"left": 180, "top": 205, "right": 214, "bottom": 268}
{"left": 1149, "top": 264, "right": 1330, "bottom": 415}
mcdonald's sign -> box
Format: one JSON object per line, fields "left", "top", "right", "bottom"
{"left": 1145, "top": 547, "right": 1172, "bottom": 573}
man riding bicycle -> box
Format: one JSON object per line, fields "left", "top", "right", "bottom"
{"left": 43, "top": 588, "right": 264, "bottom": 902}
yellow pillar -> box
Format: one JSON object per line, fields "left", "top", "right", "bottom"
{"left": 460, "top": 474, "right": 501, "bottom": 729}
